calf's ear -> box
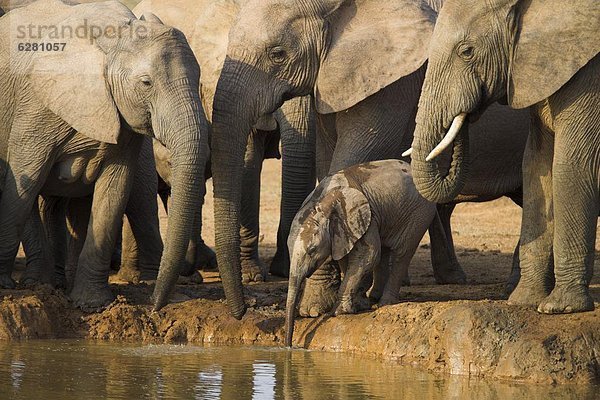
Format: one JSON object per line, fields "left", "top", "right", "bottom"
{"left": 326, "top": 187, "right": 371, "bottom": 260}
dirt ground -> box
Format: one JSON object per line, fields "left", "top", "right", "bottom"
{"left": 1, "top": 160, "right": 599, "bottom": 384}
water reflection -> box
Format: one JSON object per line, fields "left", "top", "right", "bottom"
{"left": 0, "top": 341, "right": 596, "bottom": 400}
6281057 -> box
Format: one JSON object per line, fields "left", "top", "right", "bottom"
{"left": 17, "top": 42, "right": 66, "bottom": 51}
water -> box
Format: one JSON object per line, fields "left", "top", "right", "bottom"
{"left": 0, "top": 341, "right": 596, "bottom": 400}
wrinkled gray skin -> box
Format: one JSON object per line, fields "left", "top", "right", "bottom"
{"left": 21, "top": 137, "right": 164, "bottom": 291}
{"left": 149, "top": 139, "right": 216, "bottom": 279}
{"left": 0, "top": 0, "right": 209, "bottom": 312}
{"left": 212, "top": 0, "right": 529, "bottom": 318}
{"left": 133, "top": 0, "right": 316, "bottom": 288}
{"left": 411, "top": 0, "right": 599, "bottom": 314}
{"left": 285, "top": 160, "right": 436, "bottom": 346}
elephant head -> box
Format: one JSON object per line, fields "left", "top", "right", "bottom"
{"left": 409, "top": 0, "right": 599, "bottom": 203}
{"left": 285, "top": 177, "right": 371, "bottom": 346}
{"left": 25, "top": 1, "right": 209, "bottom": 309}
{"left": 211, "top": 0, "right": 436, "bottom": 319}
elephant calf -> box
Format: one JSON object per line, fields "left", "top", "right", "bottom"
{"left": 285, "top": 160, "right": 436, "bottom": 346}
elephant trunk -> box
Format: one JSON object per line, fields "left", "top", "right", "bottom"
{"left": 152, "top": 81, "right": 209, "bottom": 311}
{"left": 411, "top": 105, "right": 470, "bottom": 204}
{"left": 285, "top": 270, "right": 305, "bottom": 347}
{"left": 275, "top": 96, "right": 316, "bottom": 276}
{"left": 211, "top": 58, "right": 265, "bottom": 319}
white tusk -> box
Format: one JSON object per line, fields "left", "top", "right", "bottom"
{"left": 425, "top": 113, "right": 467, "bottom": 162}
{"left": 401, "top": 148, "right": 413, "bottom": 157}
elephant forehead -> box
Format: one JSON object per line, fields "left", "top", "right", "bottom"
{"left": 231, "top": 0, "right": 302, "bottom": 48}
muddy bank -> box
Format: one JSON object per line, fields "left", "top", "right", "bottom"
{"left": 1, "top": 278, "right": 598, "bottom": 385}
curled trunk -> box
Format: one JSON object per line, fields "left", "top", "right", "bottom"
{"left": 411, "top": 119, "right": 470, "bottom": 204}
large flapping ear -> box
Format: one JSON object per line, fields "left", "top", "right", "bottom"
{"left": 508, "top": 0, "right": 600, "bottom": 109}
{"left": 30, "top": 42, "right": 121, "bottom": 143}
{"left": 25, "top": 2, "right": 133, "bottom": 143}
{"left": 315, "top": 0, "right": 436, "bottom": 114}
{"left": 325, "top": 186, "right": 371, "bottom": 260}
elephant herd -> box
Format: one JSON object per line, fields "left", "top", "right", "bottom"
{"left": 0, "top": 0, "right": 597, "bottom": 339}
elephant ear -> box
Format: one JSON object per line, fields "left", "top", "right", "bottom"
{"left": 315, "top": 0, "right": 436, "bottom": 114}
{"left": 508, "top": 0, "right": 600, "bottom": 109}
{"left": 139, "top": 12, "right": 164, "bottom": 24}
{"left": 326, "top": 186, "right": 371, "bottom": 260}
{"left": 29, "top": 34, "right": 121, "bottom": 144}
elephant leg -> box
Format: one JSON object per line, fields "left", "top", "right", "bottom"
{"left": 429, "top": 205, "right": 467, "bottom": 284}
{"left": 508, "top": 115, "right": 555, "bottom": 307}
{"left": 270, "top": 96, "right": 316, "bottom": 277}
{"left": 239, "top": 129, "right": 267, "bottom": 283}
{"left": 118, "top": 218, "right": 142, "bottom": 282}
{"left": 335, "top": 224, "right": 380, "bottom": 315}
{"left": 46, "top": 197, "right": 69, "bottom": 288}
{"left": 368, "top": 247, "right": 391, "bottom": 303}
{"left": 315, "top": 112, "right": 337, "bottom": 180}
{"left": 0, "top": 129, "right": 55, "bottom": 289}
{"left": 537, "top": 108, "right": 599, "bottom": 314}
{"left": 298, "top": 261, "right": 341, "bottom": 317}
{"left": 505, "top": 190, "right": 525, "bottom": 294}
{"left": 157, "top": 175, "right": 171, "bottom": 211}
{"left": 379, "top": 246, "right": 419, "bottom": 307}
{"left": 189, "top": 205, "right": 216, "bottom": 275}
{"left": 71, "top": 135, "right": 143, "bottom": 311}
{"left": 21, "top": 199, "right": 54, "bottom": 286}
{"left": 506, "top": 241, "right": 521, "bottom": 294}
{"left": 119, "top": 138, "right": 163, "bottom": 282}
{"left": 65, "top": 196, "right": 91, "bottom": 291}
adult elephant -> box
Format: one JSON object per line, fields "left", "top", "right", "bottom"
{"left": 0, "top": 0, "right": 209, "bottom": 311}
{"left": 211, "top": 0, "right": 529, "bottom": 318}
{"left": 19, "top": 137, "right": 164, "bottom": 291}
{"left": 409, "top": 0, "right": 599, "bottom": 314}
{"left": 133, "top": 0, "right": 316, "bottom": 283}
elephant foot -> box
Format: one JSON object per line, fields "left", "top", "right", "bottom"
{"left": 110, "top": 247, "right": 122, "bottom": 272}
{"left": 70, "top": 281, "right": 115, "bottom": 312}
{"left": 377, "top": 292, "right": 401, "bottom": 308}
{"left": 177, "top": 271, "right": 204, "bottom": 285}
{"left": 401, "top": 275, "right": 411, "bottom": 286}
{"left": 52, "top": 268, "right": 67, "bottom": 290}
{"left": 0, "top": 272, "right": 16, "bottom": 289}
{"left": 241, "top": 258, "right": 267, "bottom": 283}
{"left": 298, "top": 273, "right": 340, "bottom": 317}
{"left": 507, "top": 281, "right": 550, "bottom": 307}
{"left": 117, "top": 262, "right": 159, "bottom": 283}
{"left": 19, "top": 275, "right": 40, "bottom": 287}
{"left": 537, "top": 285, "right": 594, "bottom": 314}
{"left": 335, "top": 294, "right": 370, "bottom": 315}
{"left": 268, "top": 249, "right": 289, "bottom": 278}
{"left": 367, "top": 286, "right": 382, "bottom": 303}
{"left": 196, "top": 243, "right": 218, "bottom": 272}
{"left": 432, "top": 262, "right": 467, "bottom": 284}
{"left": 505, "top": 265, "right": 521, "bottom": 295}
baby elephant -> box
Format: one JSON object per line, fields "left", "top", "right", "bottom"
{"left": 285, "top": 160, "right": 436, "bottom": 346}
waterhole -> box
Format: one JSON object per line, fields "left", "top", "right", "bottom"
{"left": 0, "top": 340, "right": 595, "bottom": 399}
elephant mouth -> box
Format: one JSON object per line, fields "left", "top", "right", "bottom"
{"left": 403, "top": 112, "right": 469, "bottom": 160}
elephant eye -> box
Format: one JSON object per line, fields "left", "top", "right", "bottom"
{"left": 139, "top": 75, "right": 153, "bottom": 87}
{"left": 458, "top": 44, "right": 474, "bottom": 60}
{"left": 269, "top": 47, "right": 287, "bottom": 64}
